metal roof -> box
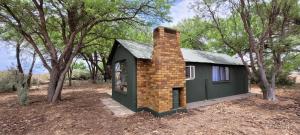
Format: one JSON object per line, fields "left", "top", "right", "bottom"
{"left": 116, "top": 39, "right": 243, "bottom": 66}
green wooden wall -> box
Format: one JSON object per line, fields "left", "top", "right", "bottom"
{"left": 111, "top": 45, "right": 248, "bottom": 110}
{"left": 111, "top": 45, "right": 137, "bottom": 111}
{"left": 186, "top": 62, "right": 248, "bottom": 103}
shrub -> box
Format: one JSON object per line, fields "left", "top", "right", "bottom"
{"left": 0, "top": 70, "right": 18, "bottom": 92}
{"left": 276, "top": 72, "right": 296, "bottom": 86}
{"left": 15, "top": 74, "right": 29, "bottom": 105}
{"left": 0, "top": 70, "right": 29, "bottom": 105}
{"left": 72, "top": 69, "right": 90, "bottom": 80}
{"left": 31, "top": 77, "right": 40, "bottom": 86}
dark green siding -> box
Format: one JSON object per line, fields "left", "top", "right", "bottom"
{"left": 111, "top": 45, "right": 137, "bottom": 111}
{"left": 186, "top": 62, "right": 248, "bottom": 103}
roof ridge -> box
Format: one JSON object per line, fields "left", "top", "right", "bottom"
{"left": 180, "top": 48, "right": 232, "bottom": 57}
{"left": 116, "top": 39, "right": 152, "bottom": 46}
{"left": 115, "top": 39, "right": 242, "bottom": 65}
{"left": 117, "top": 39, "right": 233, "bottom": 57}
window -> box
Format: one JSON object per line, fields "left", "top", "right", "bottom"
{"left": 186, "top": 66, "right": 195, "bottom": 80}
{"left": 114, "top": 61, "right": 127, "bottom": 93}
{"left": 212, "top": 66, "right": 229, "bottom": 81}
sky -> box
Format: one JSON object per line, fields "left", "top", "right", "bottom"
{"left": 0, "top": 0, "right": 196, "bottom": 74}
{"left": 0, "top": 41, "right": 46, "bottom": 74}
{"left": 163, "top": 0, "right": 196, "bottom": 27}
{"left": 0, "top": 41, "right": 16, "bottom": 70}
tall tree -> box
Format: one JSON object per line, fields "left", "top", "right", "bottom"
{"left": 0, "top": 0, "right": 171, "bottom": 102}
{"left": 193, "top": 0, "right": 300, "bottom": 101}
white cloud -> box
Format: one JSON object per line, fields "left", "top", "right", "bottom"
{"left": 162, "top": 0, "right": 196, "bottom": 27}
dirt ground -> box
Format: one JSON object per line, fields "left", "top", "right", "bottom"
{"left": 0, "top": 81, "right": 300, "bottom": 135}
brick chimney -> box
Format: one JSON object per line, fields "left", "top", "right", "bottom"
{"left": 151, "top": 27, "right": 187, "bottom": 113}
{"left": 137, "top": 26, "right": 186, "bottom": 115}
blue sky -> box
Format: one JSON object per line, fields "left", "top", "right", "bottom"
{"left": 0, "top": 41, "right": 16, "bottom": 70}
{"left": 163, "top": 0, "right": 195, "bottom": 26}
{"left": 0, "top": 41, "right": 46, "bottom": 73}
{"left": 0, "top": 1, "right": 195, "bottom": 74}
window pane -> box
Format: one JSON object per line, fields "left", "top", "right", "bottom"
{"left": 115, "top": 61, "right": 127, "bottom": 93}
{"left": 191, "top": 66, "right": 195, "bottom": 79}
{"left": 225, "top": 67, "right": 229, "bottom": 80}
{"left": 212, "top": 66, "right": 219, "bottom": 81}
{"left": 220, "top": 67, "right": 225, "bottom": 80}
{"left": 186, "top": 66, "right": 190, "bottom": 79}
{"left": 115, "top": 63, "right": 120, "bottom": 71}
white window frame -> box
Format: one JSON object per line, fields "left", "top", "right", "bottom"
{"left": 185, "top": 66, "right": 195, "bottom": 80}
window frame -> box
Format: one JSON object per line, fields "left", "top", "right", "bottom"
{"left": 185, "top": 65, "right": 195, "bottom": 80}
{"left": 114, "top": 60, "right": 128, "bottom": 94}
{"left": 212, "top": 65, "right": 230, "bottom": 82}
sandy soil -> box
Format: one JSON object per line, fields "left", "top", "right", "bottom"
{"left": 0, "top": 81, "right": 299, "bottom": 135}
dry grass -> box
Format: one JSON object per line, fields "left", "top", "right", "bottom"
{"left": 0, "top": 81, "right": 299, "bottom": 135}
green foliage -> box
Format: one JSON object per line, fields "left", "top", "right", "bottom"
{"left": 1, "top": 0, "right": 174, "bottom": 101}
{"left": 0, "top": 71, "right": 17, "bottom": 92}
{"left": 123, "top": 25, "right": 153, "bottom": 43}
{"left": 15, "top": 73, "right": 29, "bottom": 106}
{"left": 175, "top": 18, "right": 211, "bottom": 49}
{"left": 0, "top": 0, "right": 172, "bottom": 71}
{"left": 0, "top": 70, "right": 29, "bottom": 105}
{"left": 72, "top": 69, "right": 90, "bottom": 80}
{"left": 176, "top": 14, "right": 249, "bottom": 55}
{"left": 69, "top": 61, "right": 89, "bottom": 80}
{"left": 276, "top": 54, "right": 300, "bottom": 85}
{"left": 73, "top": 62, "right": 87, "bottom": 70}
{"left": 180, "top": 0, "right": 300, "bottom": 87}
{"left": 276, "top": 72, "right": 296, "bottom": 86}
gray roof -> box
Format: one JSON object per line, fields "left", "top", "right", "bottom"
{"left": 116, "top": 39, "right": 243, "bottom": 65}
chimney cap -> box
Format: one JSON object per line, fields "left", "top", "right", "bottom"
{"left": 154, "top": 26, "right": 179, "bottom": 34}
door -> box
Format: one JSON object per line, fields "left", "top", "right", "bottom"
{"left": 172, "top": 88, "right": 180, "bottom": 109}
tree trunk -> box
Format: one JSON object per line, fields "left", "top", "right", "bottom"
{"left": 16, "top": 42, "right": 24, "bottom": 74}
{"left": 48, "top": 52, "right": 76, "bottom": 103}
{"left": 259, "top": 81, "right": 276, "bottom": 100}
{"left": 51, "top": 72, "right": 66, "bottom": 102}
{"left": 47, "top": 68, "right": 68, "bottom": 103}
{"left": 268, "top": 71, "right": 277, "bottom": 101}
{"left": 47, "top": 68, "right": 60, "bottom": 102}
{"left": 67, "top": 69, "right": 72, "bottom": 86}
{"left": 260, "top": 85, "right": 276, "bottom": 101}
{"left": 256, "top": 54, "right": 276, "bottom": 101}
{"left": 89, "top": 53, "right": 98, "bottom": 83}
{"left": 26, "top": 52, "right": 36, "bottom": 87}
{"left": 267, "top": 87, "right": 276, "bottom": 101}
{"left": 94, "top": 52, "right": 98, "bottom": 83}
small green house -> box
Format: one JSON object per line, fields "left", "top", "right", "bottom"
{"left": 108, "top": 26, "right": 248, "bottom": 116}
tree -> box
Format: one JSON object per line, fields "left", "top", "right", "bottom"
{"left": 0, "top": 0, "right": 171, "bottom": 103}
{"left": 192, "top": 0, "right": 300, "bottom": 101}
{"left": 0, "top": 26, "right": 36, "bottom": 105}
{"left": 0, "top": 26, "right": 36, "bottom": 87}
{"left": 80, "top": 24, "right": 153, "bottom": 83}
{"left": 176, "top": 18, "right": 212, "bottom": 49}
{"left": 66, "top": 57, "right": 86, "bottom": 86}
